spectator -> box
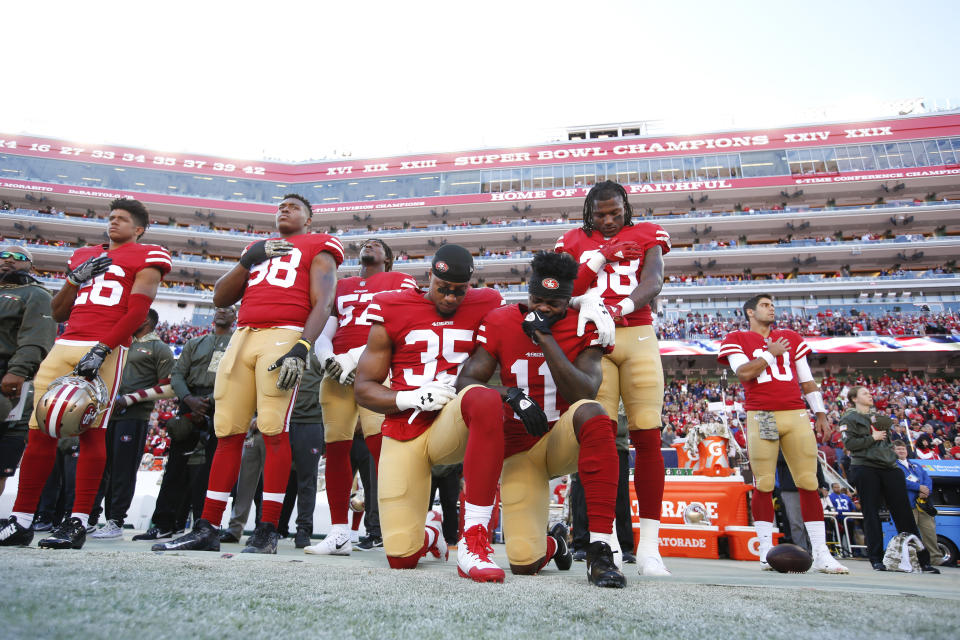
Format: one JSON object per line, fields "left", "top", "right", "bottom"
{"left": 893, "top": 440, "right": 944, "bottom": 566}
{"left": 840, "top": 386, "right": 939, "bottom": 573}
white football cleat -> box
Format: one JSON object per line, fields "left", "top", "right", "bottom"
{"left": 304, "top": 527, "right": 351, "bottom": 556}
{"left": 91, "top": 519, "right": 123, "bottom": 540}
{"left": 424, "top": 510, "right": 447, "bottom": 561}
{"left": 637, "top": 554, "right": 671, "bottom": 577}
{"left": 813, "top": 548, "right": 849, "bottom": 574}
{"left": 457, "top": 524, "right": 504, "bottom": 583}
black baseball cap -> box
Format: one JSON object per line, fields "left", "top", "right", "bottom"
{"left": 431, "top": 244, "right": 474, "bottom": 284}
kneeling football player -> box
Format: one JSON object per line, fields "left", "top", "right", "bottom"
{"left": 353, "top": 245, "right": 507, "bottom": 582}
{"left": 456, "top": 252, "right": 625, "bottom": 588}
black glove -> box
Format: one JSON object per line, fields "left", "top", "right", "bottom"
{"left": 267, "top": 340, "right": 309, "bottom": 390}
{"left": 240, "top": 239, "right": 293, "bottom": 269}
{"left": 505, "top": 386, "right": 549, "bottom": 437}
{"left": 66, "top": 256, "right": 112, "bottom": 286}
{"left": 521, "top": 309, "right": 559, "bottom": 342}
{"left": 74, "top": 342, "right": 112, "bottom": 380}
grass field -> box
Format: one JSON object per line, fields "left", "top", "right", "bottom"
{"left": 3, "top": 540, "right": 958, "bottom": 639}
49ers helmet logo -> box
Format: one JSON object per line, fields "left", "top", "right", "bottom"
{"left": 541, "top": 278, "right": 559, "bottom": 290}
{"left": 435, "top": 261, "right": 449, "bottom": 273}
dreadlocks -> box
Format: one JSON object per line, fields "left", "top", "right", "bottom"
{"left": 581, "top": 180, "right": 634, "bottom": 236}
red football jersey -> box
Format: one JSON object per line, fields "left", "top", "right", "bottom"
{"left": 367, "top": 286, "right": 503, "bottom": 440}
{"left": 237, "top": 233, "right": 344, "bottom": 330}
{"left": 717, "top": 329, "right": 812, "bottom": 411}
{"left": 332, "top": 271, "right": 418, "bottom": 353}
{"left": 555, "top": 223, "right": 670, "bottom": 326}
{"left": 59, "top": 242, "right": 171, "bottom": 346}
{"left": 479, "top": 304, "right": 605, "bottom": 458}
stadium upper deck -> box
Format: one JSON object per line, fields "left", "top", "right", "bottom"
{"left": 2, "top": 113, "right": 960, "bottom": 229}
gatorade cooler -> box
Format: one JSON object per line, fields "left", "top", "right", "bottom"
{"left": 671, "top": 441, "right": 697, "bottom": 470}
{"left": 724, "top": 525, "right": 784, "bottom": 561}
{"left": 694, "top": 435, "right": 734, "bottom": 477}
{"left": 646, "top": 476, "right": 751, "bottom": 530}
{"left": 655, "top": 524, "right": 720, "bottom": 559}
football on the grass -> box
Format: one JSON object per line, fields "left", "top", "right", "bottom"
{"left": 765, "top": 544, "right": 813, "bottom": 573}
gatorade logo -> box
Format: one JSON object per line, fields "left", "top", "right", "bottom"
{"left": 747, "top": 536, "right": 761, "bottom": 556}
{"left": 659, "top": 536, "right": 707, "bottom": 549}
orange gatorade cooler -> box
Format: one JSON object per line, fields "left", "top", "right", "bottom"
{"left": 671, "top": 441, "right": 697, "bottom": 470}
{"left": 655, "top": 524, "right": 720, "bottom": 558}
{"left": 724, "top": 525, "right": 784, "bottom": 561}
{"left": 644, "top": 476, "right": 751, "bottom": 530}
{"left": 695, "top": 435, "right": 734, "bottom": 477}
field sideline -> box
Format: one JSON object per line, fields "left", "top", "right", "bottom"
{"left": 3, "top": 538, "right": 958, "bottom": 639}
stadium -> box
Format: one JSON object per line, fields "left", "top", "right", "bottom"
{"left": 2, "top": 108, "right": 960, "bottom": 637}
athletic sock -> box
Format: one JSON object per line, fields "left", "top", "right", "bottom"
{"left": 74, "top": 428, "right": 107, "bottom": 516}
{"left": 351, "top": 509, "right": 363, "bottom": 532}
{"left": 589, "top": 531, "right": 613, "bottom": 546}
{"left": 578, "top": 415, "right": 618, "bottom": 534}
{"left": 798, "top": 488, "right": 824, "bottom": 522}
{"left": 535, "top": 535, "right": 559, "bottom": 572}
{"left": 200, "top": 433, "right": 245, "bottom": 525}
{"left": 630, "top": 429, "right": 664, "bottom": 520}
{"left": 463, "top": 501, "right": 493, "bottom": 532}
{"left": 751, "top": 488, "right": 775, "bottom": 522}
{"left": 635, "top": 518, "right": 660, "bottom": 557}
{"left": 365, "top": 433, "right": 382, "bottom": 470}
{"left": 261, "top": 432, "right": 292, "bottom": 526}
{"left": 11, "top": 430, "right": 58, "bottom": 519}
{"left": 805, "top": 520, "right": 827, "bottom": 551}
{"left": 755, "top": 520, "right": 774, "bottom": 547}
{"left": 324, "top": 440, "right": 353, "bottom": 526}
{"left": 460, "top": 386, "right": 504, "bottom": 506}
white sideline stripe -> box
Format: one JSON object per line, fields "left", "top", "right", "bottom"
{"left": 263, "top": 492, "right": 285, "bottom": 503}
{"left": 206, "top": 490, "right": 230, "bottom": 502}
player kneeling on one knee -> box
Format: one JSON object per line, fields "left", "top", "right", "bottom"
{"left": 456, "top": 251, "right": 625, "bottom": 588}
{"left": 353, "top": 244, "right": 507, "bottom": 582}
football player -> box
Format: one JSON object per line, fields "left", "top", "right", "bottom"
{"left": 308, "top": 239, "right": 416, "bottom": 555}
{"left": 353, "top": 244, "right": 507, "bottom": 582}
{"left": 457, "top": 251, "right": 626, "bottom": 588}
{"left": 0, "top": 199, "right": 170, "bottom": 549}
{"left": 154, "top": 194, "right": 342, "bottom": 554}
{"left": 554, "top": 180, "right": 672, "bottom": 576}
{"left": 717, "top": 293, "right": 848, "bottom": 574}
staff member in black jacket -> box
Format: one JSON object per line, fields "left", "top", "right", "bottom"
{"left": 840, "top": 385, "right": 939, "bottom": 573}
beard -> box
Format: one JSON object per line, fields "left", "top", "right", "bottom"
{"left": 360, "top": 254, "right": 377, "bottom": 266}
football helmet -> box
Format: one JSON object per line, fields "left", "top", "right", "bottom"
{"left": 36, "top": 375, "right": 109, "bottom": 438}
{"left": 682, "top": 502, "right": 711, "bottom": 526}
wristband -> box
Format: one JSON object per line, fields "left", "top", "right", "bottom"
{"left": 297, "top": 339, "right": 312, "bottom": 351}
{"left": 759, "top": 351, "right": 776, "bottom": 367}
{"left": 617, "top": 299, "right": 636, "bottom": 317}
{"left": 805, "top": 390, "right": 826, "bottom": 414}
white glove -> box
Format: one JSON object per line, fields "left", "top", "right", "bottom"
{"left": 333, "top": 351, "right": 358, "bottom": 385}
{"left": 576, "top": 294, "right": 616, "bottom": 347}
{"left": 395, "top": 382, "right": 457, "bottom": 412}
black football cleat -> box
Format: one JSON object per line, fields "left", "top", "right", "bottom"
{"left": 38, "top": 517, "right": 86, "bottom": 549}
{"left": 151, "top": 519, "right": 220, "bottom": 552}
{"left": 586, "top": 541, "right": 626, "bottom": 588}
{"left": 132, "top": 527, "right": 173, "bottom": 541}
{"left": 549, "top": 522, "right": 573, "bottom": 571}
{"left": 871, "top": 562, "right": 887, "bottom": 571}
{"left": 0, "top": 516, "right": 34, "bottom": 547}
{"left": 242, "top": 522, "right": 279, "bottom": 554}
{"left": 921, "top": 564, "right": 941, "bottom": 574}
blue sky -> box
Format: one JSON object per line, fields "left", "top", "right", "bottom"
{"left": 3, "top": 0, "right": 957, "bottom": 161}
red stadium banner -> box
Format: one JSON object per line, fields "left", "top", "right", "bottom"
{"left": 2, "top": 113, "right": 959, "bottom": 182}
{"left": 3, "top": 162, "right": 959, "bottom": 215}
